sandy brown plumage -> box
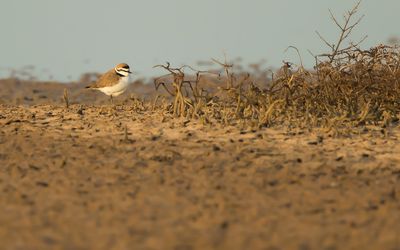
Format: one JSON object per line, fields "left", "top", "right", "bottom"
{"left": 86, "top": 63, "right": 131, "bottom": 89}
{"left": 86, "top": 68, "right": 121, "bottom": 89}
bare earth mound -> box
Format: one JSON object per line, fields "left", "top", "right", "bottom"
{"left": 1, "top": 103, "right": 400, "bottom": 250}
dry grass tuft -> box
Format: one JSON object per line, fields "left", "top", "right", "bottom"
{"left": 63, "top": 88, "right": 70, "bottom": 109}
{"left": 152, "top": 1, "right": 400, "bottom": 132}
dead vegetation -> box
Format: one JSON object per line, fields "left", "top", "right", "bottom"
{"left": 152, "top": 1, "right": 400, "bottom": 132}
{"left": 63, "top": 88, "right": 70, "bottom": 109}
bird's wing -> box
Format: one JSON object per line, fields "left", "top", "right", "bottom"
{"left": 86, "top": 69, "right": 118, "bottom": 88}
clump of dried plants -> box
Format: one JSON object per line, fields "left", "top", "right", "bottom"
{"left": 152, "top": 1, "right": 400, "bottom": 132}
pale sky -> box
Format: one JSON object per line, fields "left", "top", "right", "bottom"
{"left": 0, "top": 0, "right": 399, "bottom": 81}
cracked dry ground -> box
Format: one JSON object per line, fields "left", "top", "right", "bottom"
{"left": 0, "top": 104, "right": 399, "bottom": 250}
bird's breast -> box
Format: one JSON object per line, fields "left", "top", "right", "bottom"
{"left": 97, "top": 76, "right": 130, "bottom": 96}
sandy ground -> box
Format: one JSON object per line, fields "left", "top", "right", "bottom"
{"left": 0, "top": 79, "right": 400, "bottom": 250}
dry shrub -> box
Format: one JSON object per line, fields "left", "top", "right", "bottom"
{"left": 153, "top": 1, "right": 400, "bottom": 131}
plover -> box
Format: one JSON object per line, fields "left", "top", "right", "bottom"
{"left": 86, "top": 63, "right": 132, "bottom": 103}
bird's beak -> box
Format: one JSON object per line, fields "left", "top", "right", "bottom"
{"left": 128, "top": 70, "right": 132, "bottom": 74}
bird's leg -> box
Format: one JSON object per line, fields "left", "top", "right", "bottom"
{"left": 110, "top": 95, "right": 114, "bottom": 105}
{"left": 110, "top": 95, "right": 118, "bottom": 113}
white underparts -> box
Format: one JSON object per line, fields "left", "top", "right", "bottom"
{"left": 97, "top": 76, "right": 130, "bottom": 96}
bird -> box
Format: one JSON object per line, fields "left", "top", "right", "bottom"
{"left": 86, "top": 63, "right": 132, "bottom": 103}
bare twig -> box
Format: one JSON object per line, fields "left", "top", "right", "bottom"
{"left": 63, "top": 88, "right": 70, "bottom": 109}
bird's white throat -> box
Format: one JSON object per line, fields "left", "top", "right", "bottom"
{"left": 115, "top": 68, "right": 130, "bottom": 77}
